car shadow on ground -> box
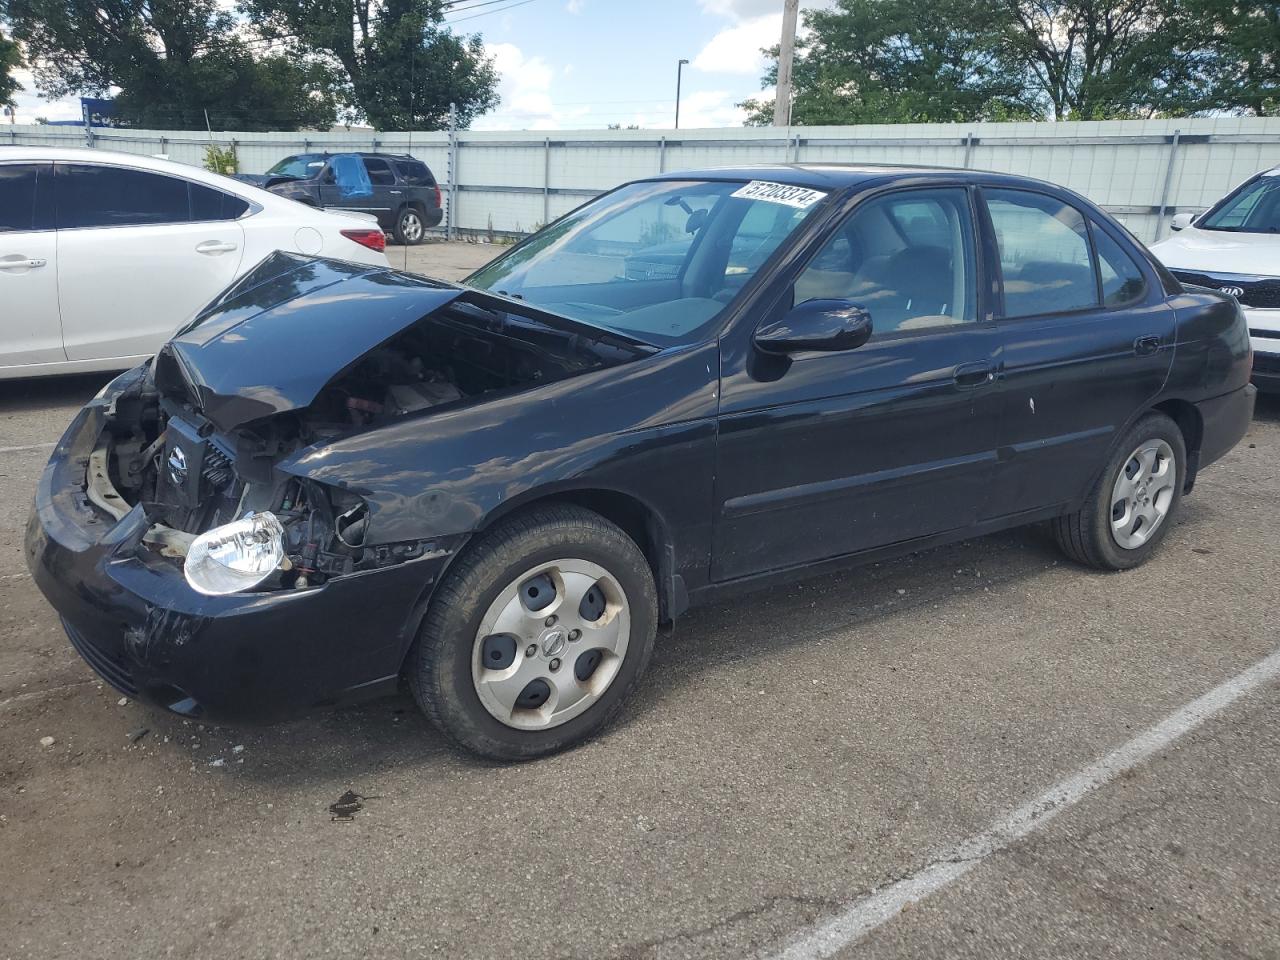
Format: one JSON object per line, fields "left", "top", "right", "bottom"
{"left": 0, "top": 372, "right": 117, "bottom": 419}
{"left": 1253, "top": 390, "right": 1280, "bottom": 424}
{"left": 172, "top": 522, "right": 1071, "bottom": 785}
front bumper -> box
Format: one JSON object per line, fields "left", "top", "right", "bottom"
{"left": 1245, "top": 307, "right": 1280, "bottom": 392}
{"left": 24, "top": 403, "right": 453, "bottom": 723}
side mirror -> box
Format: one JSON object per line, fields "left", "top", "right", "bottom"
{"left": 755, "top": 299, "right": 874, "bottom": 355}
{"left": 1169, "top": 212, "right": 1196, "bottom": 232}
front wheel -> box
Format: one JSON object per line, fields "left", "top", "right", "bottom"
{"left": 394, "top": 205, "right": 426, "bottom": 245}
{"left": 408, "top": 505, "right": 657, "bottom": 760}
{"left": 1052, "top": 412, "right": 1186, "bottom": 570}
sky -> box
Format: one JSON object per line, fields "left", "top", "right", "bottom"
{"left": 4, "top": 0, "right": 830, "bottom": 130}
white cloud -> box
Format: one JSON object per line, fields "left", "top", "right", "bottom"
{"left": 473, "top": 42, "right": 590, "bottom": 130}
{"left": 565, "top": 0, "right": 584, "bottom": 11}
{"left": 697, "top": 0, "right": 784, "bottom": 18}
{"left": 692, "top": 13, "right": 782, "bottom": 75}
{"left": 6, "top": 68, "right": 84, "bottom": 125}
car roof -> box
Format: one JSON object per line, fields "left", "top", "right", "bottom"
{"left": 643, "top": 162, "right": 1072, "bottom": 195}
{"left": 0, "top": 145, "right": 300, "bottom": 206}
{"left": 282, "top": 151, "right": 421, "bottom": 161}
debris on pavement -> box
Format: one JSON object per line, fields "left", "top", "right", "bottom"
{"left": 330, "top": 790, "right": 374, "bottom": 821}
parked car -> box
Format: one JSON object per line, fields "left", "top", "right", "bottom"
{"left": 27, "top": 165, "right": 1254, "bottom": 760}
{"left": 0, "top": 148, "right": 389, "bottom": 380}
{"left": 236, "top": 152, "right": 443, "bottom": 246}
{"left": 1151, "top": 167, "right": 1280, "bottom": 392}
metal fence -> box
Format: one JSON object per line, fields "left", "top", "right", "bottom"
{"left": 6, "top": 116, "right": 1280, "bottom": 243}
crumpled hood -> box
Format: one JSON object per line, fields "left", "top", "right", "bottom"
{"left": 1151, "top": 228, "right": 1280, "bottom": 278}
{"left": 155, "top": 253, "right": 465, "bottom": 432}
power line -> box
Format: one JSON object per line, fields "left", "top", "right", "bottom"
{"left": 445, "top": 0, "right": 541, "bottom": 22}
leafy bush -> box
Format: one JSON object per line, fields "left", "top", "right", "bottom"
{"left": 203, "top": 144, "right": 237, "bottom": 176}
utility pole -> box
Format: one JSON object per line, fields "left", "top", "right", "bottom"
{"left": 773, "top": 0, "right": 800, "bottom": 127}
{"left": 675, "top": 59, "right": 689, "bottom": 129}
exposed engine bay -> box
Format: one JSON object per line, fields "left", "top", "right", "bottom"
{"left": 90, "top": 295, "right": 646, "bottom": 591}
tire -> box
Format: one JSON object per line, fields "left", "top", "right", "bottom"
{"left": 1052, "top": 412, "right": 1186, "bottom": 570}
{"left": 393, "top": 205, "right": 426, "bottom": 246}
{"left": 408, "top": 504, "right": 658, "bottom": 760}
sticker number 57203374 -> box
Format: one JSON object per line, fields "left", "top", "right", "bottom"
{"left": 729, "top": 180, "right": 828, "bottom": 209}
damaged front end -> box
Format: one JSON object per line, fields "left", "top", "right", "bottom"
{"left": 26, "top": 254, "right": 651, "bottom": 720}
{"left": 96, "top": 254, "right": 649, "bottom": 596}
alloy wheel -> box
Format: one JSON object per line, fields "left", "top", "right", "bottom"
{"left": 1110, "top": 438, "right": 1177, "bottom": 549}
{"left": 472, "top": 559, "right": 630, "bottom": 730}
{"left": 400, "top": 210, "right": 423, "bottom": 242}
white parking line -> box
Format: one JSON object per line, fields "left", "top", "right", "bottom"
{"left": 768, "top": 646, "right": 1280, "bottom": 960}
{"left": 0, "top": 442, "right": 55, "bottom": 454}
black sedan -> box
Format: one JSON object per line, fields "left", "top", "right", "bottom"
{"left": 26, "top": 164, "right": 1255, "bottom": 760}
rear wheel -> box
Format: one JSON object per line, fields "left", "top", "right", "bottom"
{"left": 394, "top": 205, "right": 426, "bottom": 245}
{"left": 409, "top": 505, "right": 657, "bottom": 760}
{"left": 1052, "top": 412, "right": 1185, "bottom": 570}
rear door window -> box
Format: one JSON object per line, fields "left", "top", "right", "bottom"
{"left": 56, "top": 164, "right": 192, "bottom": 229}
{"left": 362, "top": 157, "right": 397, "bottom": 186}
{"left": 0, "top": 163, "right": 55, "bottom": 232}
{"left": 986, "top": 189, "right": 1098, "bottom": 318}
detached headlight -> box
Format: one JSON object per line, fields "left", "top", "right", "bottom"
{"left": 184, "top": 513, "right": 285, "bottom": 596}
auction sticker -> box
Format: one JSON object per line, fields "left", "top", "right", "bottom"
{"left": 731, "top": 180, "right": 827, "bottom": 208}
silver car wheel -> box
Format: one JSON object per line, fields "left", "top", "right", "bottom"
{"left": 472, "top": 558, "right": 630, "bottom": 730}
{"left": 1110, "top": 438, "right": 1177, "bottom": 549}
{"left": 400, "top": 210, "right": 423, "bottom": 242}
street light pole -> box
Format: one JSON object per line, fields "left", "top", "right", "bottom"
{"left": 675, "top": 58, "right": 689, "bottom": 129}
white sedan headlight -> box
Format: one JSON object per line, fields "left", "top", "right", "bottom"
{"left": 184, "top": 513, "right": 286, "bottom": 596}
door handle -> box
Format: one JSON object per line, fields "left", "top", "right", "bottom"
{"left": 954, "top": 361, "right": 995, "bottom": 389}
{"left": 1134, "top": 335, "right": 1161, "bottom": 356}
{"left": 0, "top": 258, "right": 48, "bottom": 270}
{"left": 195, "top": 240, "right": 239, "bottom": 256}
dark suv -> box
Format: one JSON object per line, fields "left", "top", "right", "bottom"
{"left": 238, "top": 152, "right": 443, "bottom": 245}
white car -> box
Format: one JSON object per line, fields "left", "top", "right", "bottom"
{"left": 0, "top": 147, "right": 390, "bottom": 379}
{"left": 1151, "top": 167, "right": 1280, "bottom": 393}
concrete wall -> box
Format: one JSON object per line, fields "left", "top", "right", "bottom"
{"left": 6, "top": 117, "right": 1280, "bottom": 243}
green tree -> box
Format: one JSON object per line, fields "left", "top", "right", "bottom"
{"left": 238, "top": 0, "right": 499, "bottom": 130}
{"left": 996, "top": 0, "right": 1203, "bottom": 120}
{"left": 743, "top": 0, "right": 1232, "bottom": 125}
{"left": 0, "top": 27, "right": 21, "bottom": 108}
{"left": 741, "top": 0, "right": 1039, "bottom": 125}
{"left": 3, "top": 0, "right": 339, "bottom": 129}
{"left": 1169, "top": 0, "right": 1280, "bottom": 115}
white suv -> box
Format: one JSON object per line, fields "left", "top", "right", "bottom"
{"left": 1151, "top": 167, "right": 1280, "bottom": 392}
{"left": 0, "top": 148, "right": 390, "bottom": 380}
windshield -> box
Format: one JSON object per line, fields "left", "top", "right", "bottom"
{"left": 1199, "top": 174, "right": 1280, "bottom": 233}
{"left": 265, "top": 154, "right": 327, "bottom": 179}
{"left": 465, "top": 179, "right": 829, "bottom": 346}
